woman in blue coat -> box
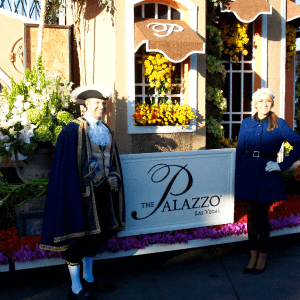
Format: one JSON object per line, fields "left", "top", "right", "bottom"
{"left": 235, "top": 88, "right": 300, "bottom": 274}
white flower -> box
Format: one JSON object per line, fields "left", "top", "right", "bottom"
{"left": 12, "top": 115, "right": 21, "bottom": 123}
{"left": 1, "top": 121, "right": 10, "bottom": 129}
{"left": 12, "top": 107, "right": 18, "bottom": 115}
{"left": 21, "top": 116, "right": 30, "bottom": 126}
{"left": 36, "top": 81, "right": 41, "bottom": 90}
{"left": 4, "top": 142, "right": 13, "bottom": 151}
{"left": 19, "top": 126, "right": 35, "bottom": 144}
{"left": 7, "top": 119, "right": 17, "bottom": 127}
{"left": 0, "top": 113, "right": 6, "bottom": 121}
{"left": 14, "top": 100, "right": 21, "bottom": 107}
{"left": 9, "top": 127, "right": 16, "bottom": 135}
{"left": 0, "top": 134, "right": 9, "bottom": 140}
{"left": 16, "top": 95, "right": 24, "bottom": 102}
{"left": 23, "top": 102, "right": 30, "bottom": 110}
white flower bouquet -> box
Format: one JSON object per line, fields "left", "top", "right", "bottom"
{"left": 0, "top": 56, "right": 78, "bottom": 160}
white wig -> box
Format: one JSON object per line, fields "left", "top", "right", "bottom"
{"left": 251, "top": 88, "right": 275, "bottom": 115}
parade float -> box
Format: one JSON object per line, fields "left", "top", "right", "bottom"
{"left": 0, "top": 0, "right": 300, "bottom": 272}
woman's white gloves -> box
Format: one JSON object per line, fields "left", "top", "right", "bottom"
{"left": 265, "top": 161, "right": 281, "bottom": 172}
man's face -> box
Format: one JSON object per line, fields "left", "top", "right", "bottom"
{"left": 85, "top": 98, "right": 107, "bottom": 120}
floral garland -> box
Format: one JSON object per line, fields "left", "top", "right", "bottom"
{"left": 1, "top": 194, "right": 300, "bottom": 265}
{"left": 132, "top": 102, "right": 197, "bottom": 128}
{"left": 286, "top": 23, "right": 296, "bottom": 70}
{"left": 138, "top": 53, "right": 174, "bottom": 95}
{"left": 220, "top": 21, "right": 249, "bottom": 61}
{"left": 0, "top": 226, "right": 60, "bottom": 265}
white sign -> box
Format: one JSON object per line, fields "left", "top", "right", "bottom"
{"left": 118, "top": 149, "right": 236, "bottom": 237}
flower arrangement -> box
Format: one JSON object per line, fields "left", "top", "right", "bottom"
{"left": 286, "top": 23, "right": 296, "bottom": 70}
{"left": 1, "top": 193, "right": 300, "bottom": 264}
{"left": 220, "top": 21, "right": 249, "bottom": 61}
{"left": 134, "top": 52, "right": 197, "bottom": 128}
{"left": 219, "top": 137, "right": 238, "bottom": 149}
{"left": 138, "top": 53, "right": 174, "bottom": 96}
{"left": 0, "top": 227, "right": 60, "bottom": 265}
{"left": 0, "top": 56, "right": 78, "bottom": 160}
{"left": 132, "top": 102, "right": 197, "bottom": 128}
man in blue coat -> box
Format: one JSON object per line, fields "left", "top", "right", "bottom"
{"left": 40, "top": 85, "right": 125, "bottom": 300}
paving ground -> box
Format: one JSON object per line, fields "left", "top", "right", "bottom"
{"left": 1, "top": 233, "right": 300, "bottom": 300}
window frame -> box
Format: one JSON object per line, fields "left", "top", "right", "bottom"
{"left": 220, "top": 24, "right": 255, "bottom": 140}
{"left": 126, "top": 0, "right": 198, "bottom": 134}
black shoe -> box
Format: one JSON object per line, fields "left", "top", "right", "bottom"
{"left": 82, "top": 278, "right": 116, "bottom": 292}
{"left": 68, "top": 289, "right": 96, "bottom": 300}
{"left": 253, "top": 253, "right": 267, "bottom": 275}
{"left": 243, "top": 267, "right": 254, "bottom": 274}
{"left": 253, "top": 266, "right": 266, "bottom": 275}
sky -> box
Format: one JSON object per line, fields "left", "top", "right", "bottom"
{"left": 296, "top": 0, "right": 300, "bottom": 50}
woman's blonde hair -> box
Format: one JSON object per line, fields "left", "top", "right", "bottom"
{"left": 252, "top": 88, "right": 278, "bottom": 131}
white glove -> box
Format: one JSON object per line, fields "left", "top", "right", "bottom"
{"left": 107, "top": 175, "right": 118, "bottom": 190}
{"left": 265, "top": 161, "right": 281, "bottom": 172}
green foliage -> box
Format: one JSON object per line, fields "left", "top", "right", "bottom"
{"left": 45, "top": 0, "right": 60, "bottom": 25}
{"left": 0, "top": 177, "right": 48, "bottom": 230}
{"left": 282, "top": 170, "right": 300, "bottom": 195}
{"left": 206, "top": 116, "right": 224, "bottom": 140}
{"left": 205, "top": 9, "right": 227, "bottom": 149}
{"left": 206, "top": 86, "right": 227, "bottom": 112}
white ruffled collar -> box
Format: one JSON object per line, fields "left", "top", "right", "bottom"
{"left": 83, "top": 111, "right": 110, "bottom": 146}
{"left": 83, "top": 111, "right": 101, "bottom": 124}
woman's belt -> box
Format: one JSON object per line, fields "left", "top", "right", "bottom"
{"left": 245, "top": 149, "right": 277, "bottom": 158}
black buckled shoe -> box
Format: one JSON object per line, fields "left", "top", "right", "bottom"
{"left": 68, "top": 288, "right": 96, "bottom": 300}
{"left": 243, "top": 267, "right": 255, "bottom": 274}
{"left": 82, "top": 278, "right": 116, "bottom": 292}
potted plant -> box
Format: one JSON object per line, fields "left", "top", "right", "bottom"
{"left": 0, "top": 56, "right": 78, "bottom": 182}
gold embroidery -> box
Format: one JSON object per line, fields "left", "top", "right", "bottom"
{"left": 66, "top": 261, "right": 81, "bottom": 266}
{"left": 39, "top": 243, "right": 69, "bottom": 252}
{"left": 82, "top": 186, "right": 90, "bottom": 197}
{"left": 53, "top": 229, "right": 101, "bottom": 243}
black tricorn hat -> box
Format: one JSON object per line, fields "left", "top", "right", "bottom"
{"left": 70, "top": 85, "right": 112, "bottom": 105}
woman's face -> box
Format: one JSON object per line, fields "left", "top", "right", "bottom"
{"left": 255, "top": 93, "right": 273, "bottom": 119}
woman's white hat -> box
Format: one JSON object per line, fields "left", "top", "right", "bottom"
{"left": 251, "top": 88, "right": 275, "bottom": 115}
{"left": 70, "top": 85, "right": 112, "bottom": 105}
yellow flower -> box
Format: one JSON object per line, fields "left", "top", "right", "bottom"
{"left": 242, "top": 49, "right": 248, "bottom": 56}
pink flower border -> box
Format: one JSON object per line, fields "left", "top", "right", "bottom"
{"left": 1, "top": 212, "right": 300, "bottom": 265}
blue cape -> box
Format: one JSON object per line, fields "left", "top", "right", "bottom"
{"left": 40, "top": 119, "right": 125, "bottom": 251}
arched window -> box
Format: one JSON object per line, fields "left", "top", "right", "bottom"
{"left": 126, "top": 0, "right": 202, "bottom": 134}
{"left": 134, "top": 3, "right": 184, "bottom": 107}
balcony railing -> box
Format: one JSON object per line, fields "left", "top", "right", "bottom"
{"left": 0, "top": 0, "right": 41, "bottom": 21}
